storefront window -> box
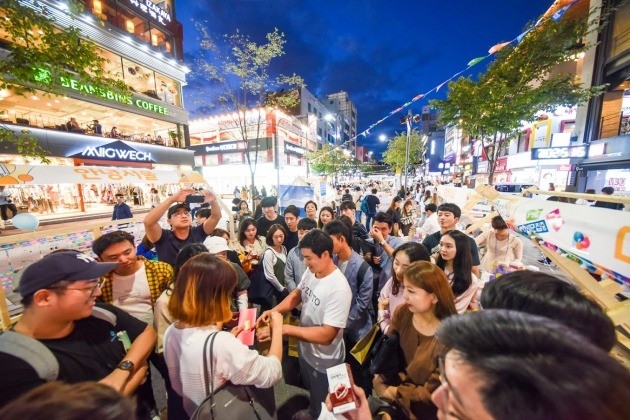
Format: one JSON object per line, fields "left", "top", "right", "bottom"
{"left": 0, "top": 88, "right": 179, "bottom": 145}
{"left": 150, "top": 26, "right": 174, "bottom": 54}
{"left": 155, "top": 73, "right": 181, "bottom": 106}
{"left": 223, "top": 153, "right": 243, "bottom": 164}
{"left": 608, "top": 2, "right": 630, "bottom": 59}
{"left": 599, "top": 83, "right": 629, "bottom": 139}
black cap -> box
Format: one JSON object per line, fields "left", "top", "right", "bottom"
{"left": 167, "top": 203, "right": 191, "bottom": 218}
{"left": 15, "top": 251, "right": 118, "bottom": 297}
{"left": 260, "top": 196, "right": 277, "bottom": 207}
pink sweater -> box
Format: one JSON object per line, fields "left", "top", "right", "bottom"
{"left": 377, "top": 277, "right": 407, "bottom": 333}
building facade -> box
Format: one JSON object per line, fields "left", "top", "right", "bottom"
{"left": 0, "top": 0, "right": 193, "bottom": 215}
{"left": 324, "top": 91, "right": 358, "bottom": 152}
{"left": 188, "top": 109, "right": 312, "bottom": 195}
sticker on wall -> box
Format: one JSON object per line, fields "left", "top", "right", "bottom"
{"left": 545, "top": 208, "right": 564, "bottom": 232}
{"left": 526, "top": 208, "right": 543, "bottom": 221}
{"left": 573, "top": 231, "right": 591, "bottom": 251}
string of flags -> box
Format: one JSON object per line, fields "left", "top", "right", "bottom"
{"left": 348, "top": 0, "right": 580, "bottom": 147}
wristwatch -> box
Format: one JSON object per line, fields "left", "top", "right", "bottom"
{"left": 116, "top": 360, "right": 135, "bottom": 372}
{"left": 380, "top": 240, "right": 386, "bottom": 246}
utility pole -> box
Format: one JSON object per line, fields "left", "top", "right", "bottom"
{"left": 404, "top": 110, "right": 412, "bottom": 195}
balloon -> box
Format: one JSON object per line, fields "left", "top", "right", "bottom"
{"left": 573, "top": 231, "right": 584, "bottom": 242}
{"left": 12, "top": 213, "right": 40, "bottom": 230}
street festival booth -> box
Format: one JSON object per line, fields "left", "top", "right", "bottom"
{"left": 279, "top": 176, "right": 315, "bottom": 217}
{"left": 437, "top": 184, "right": 630, "bottom": 353}
{"left": 0, "top": 164, "right": 226, "bottom": 330}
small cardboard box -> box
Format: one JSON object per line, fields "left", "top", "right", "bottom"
{"left": 326, "top": 363, "right": 357, "bottom": 415}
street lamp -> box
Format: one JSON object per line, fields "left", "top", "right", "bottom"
{"left": 379, "top": 134, "right": 387, "bottom": 142}
{"left": 400, "top": 110, "right": 421, "bottom": 194}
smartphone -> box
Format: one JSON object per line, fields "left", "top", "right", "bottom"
{"left": 185, "top": 194, "right": 205, "bottom": 204}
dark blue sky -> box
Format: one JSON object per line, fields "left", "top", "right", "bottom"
{"left": 176, "top": 0, "right": 552, "bottom": 158}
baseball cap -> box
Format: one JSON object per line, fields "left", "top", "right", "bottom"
{"left": 203, "top": 236, "right": 230, "bottom": 254}
{"left": 260, "top": 196, "right": 277, "bottom": 207}
{"left": 167, "top": 203, "right": 191, "bottom": 218}
{"left": 15, "top": 251, "right": 118, "bottom": 297}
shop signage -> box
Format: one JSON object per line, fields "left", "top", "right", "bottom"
{"left": 285, "top": 143, "right": 306, "bottom": 156}
{"left": 34, "top": 69, "right": 169, "bottom": 116}
{"left": 203, "top": 142, "right": 242, "bottom": 153}
{"left": 126, "top": 0, "right": 172, "bottom": 26}
{"left": 69, "top": 140, "right": 155, "bottom": 163}
{"left": 477, "top": 160, "right": 489, "bottom": 173}
{"left": 557, "top": 164, "right": 573, "bottom": 171}
{"left": 531, "top": 145, "right": 588, "bottom": 160}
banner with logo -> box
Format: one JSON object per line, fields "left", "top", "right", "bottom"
{"left": 494, "top": 196, "right": 629, "bottom": 286}
{"left": 0, "top": 164, "right": 204, "bottom": 185}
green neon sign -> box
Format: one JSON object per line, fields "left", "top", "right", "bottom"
{"left": 33, "top": 68, "right": 169, "bottom": 116}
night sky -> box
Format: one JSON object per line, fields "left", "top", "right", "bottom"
{"left": 176, "top": 0, "right": 552, "bottom": 158}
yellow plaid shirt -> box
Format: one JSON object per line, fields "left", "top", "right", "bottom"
{"left": 98, "top": 256, "right": 174, "bottom": 305}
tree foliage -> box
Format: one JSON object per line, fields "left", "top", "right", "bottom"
{"left": 431, "top": 8, "right": 605, "bottom": 184}
{"left": 193, "top": 24, "right": 304, "bottom": 203}
{"left": 382, "top": 130, "right": 425, "bottom": 182}
{"left": 0, "top": 0, "right": 130, "bottom": 162}
{"left": 307, "top": 144, "right": 361, "bottom": 178}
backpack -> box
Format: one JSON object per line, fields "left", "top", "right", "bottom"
{"left": 360, "top": 196, "right": 370, "bottom": 214}
{"left": 0, "top": 306, "right": 117, "bottom": 381}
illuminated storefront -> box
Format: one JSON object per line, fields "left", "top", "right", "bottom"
{"left": 189, "top": 109, "right": 313, "bottom": 194}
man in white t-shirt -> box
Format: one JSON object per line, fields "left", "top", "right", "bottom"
{"left": 257, "top": 229, "right": 352, "bottom": 418}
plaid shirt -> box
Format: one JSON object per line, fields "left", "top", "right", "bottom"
{"left": 99, "top": 256, "right": 174, "bottom": 305}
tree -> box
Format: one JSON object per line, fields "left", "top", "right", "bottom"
{"left": 431, "top": 8, "right": 604, "bottom": 184}
{"left": 193, "top": 25, "right": 303, "bottom": 207}
{"left": 382, "top": 130, "right": 425, "bottom": 185}
{"left": 307, "top": 144, "right": 361, "bottom": 182}
{"left": 0, "top": 0, "right": 129, "bottom": 162}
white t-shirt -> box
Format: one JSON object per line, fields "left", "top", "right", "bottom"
{"left": 111, "top": 264, "right": 153, "bottom": 324}
{"left": 298, "top": 268, "right": 352, "bottom": 372}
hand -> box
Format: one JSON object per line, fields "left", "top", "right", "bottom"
{"left": 99, "top": 368, "right": 131, "bottom": 392}
{"left": 203, "top": 189, "right": 217, "bottom": 204}
{"left": 378, "top": 298, "right": 389, "bottom": 311}
{"left": 269, "top": 311, "right": 283, "bottom": 331}
{"left": 256, "top": 310, "right": 272, "bottom": 328}
{"left": 373, "top": 375, "right": 396, "bottom": 401}
{"left": 231, "top": 325, "right": 244, "bottom": 337}
{"left": 370, "top": 226, "right": 384, "bottom": 243}
{"left": 256, "top": 324, "right": 271, "bottom": 342}
{"left": 373, "top": 256, "right": 382, "bottom": 265}
{"left": 324, "top": 383, "right": 371, "bottom": 420}
{"left": 171, "top": 188, "right": 196, "bottom": 203}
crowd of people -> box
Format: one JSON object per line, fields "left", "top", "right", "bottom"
{"left": 0, "top": 183, "right": 628, "bottom": 420}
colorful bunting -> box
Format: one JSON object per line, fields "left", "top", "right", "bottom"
{"left": 467, "top": 55, "right": 488, "bottom": 67}
{"left": 488, "top": 41, "right": 511, "bottom": 54}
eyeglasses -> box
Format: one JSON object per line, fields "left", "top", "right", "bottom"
{"left": 48, "top": 278, "right": 105, "bottom": 297}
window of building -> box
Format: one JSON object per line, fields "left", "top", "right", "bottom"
{"left": 599, "top": 81, "right": 630, "bottom": 139}
{"left": 608, "top": 2, "right": 630, "bottom": 59}
{"left": 308, "top": 103, "right": 312, "bottom": 112}
{"left": 115, "top": 5, "right": 151, "bottom": 44}
{"left": 0, "top": 87, "right": 180, "bottom": 146}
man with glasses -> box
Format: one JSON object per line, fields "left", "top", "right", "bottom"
{"left": 144, "top": 187, "right": 221, "bottom": 266}
{"left": 0, "top": 251, "right": 158, "bottom": 419}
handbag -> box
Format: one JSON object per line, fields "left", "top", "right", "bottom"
{"left": 350, "top": 324, "right": 382, "bottom": 365}
{"left": 190, "top": 332, "right": 277, "bottom": 420}
{"left": 368, "top": 331, "right": 406, "bottom": 376}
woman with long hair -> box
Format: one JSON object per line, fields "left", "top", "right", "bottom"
{"left": 373, "top": 261, "right": 457, "bottom": 419}
{"left": 378, "top": 242, "right": 430, "bottom": 334}
{"left": 386, "top": 196, "right": 403, "bottom": 236}
{"left": 399, "top": 199, "right": 416, "bottom": 237}
{"left": 164, "top": 254, "right": 284, "bottom": 417}
{"left": 260, "top": 224, "right": 289, "bottom": 310}
{"left": 235, "top": 218, "right": 266, "bottom": 272}
{"left": 475, "top": 215, "right": 523, "bottom": 272}
{"left": 435, "top": 230, "right": 479, "bottom": 313}
{"left": 237, "top": 200, "right": 251, "bottom": 225}
{"left": 317, "top": 206, "right": 335, "bottom": 229}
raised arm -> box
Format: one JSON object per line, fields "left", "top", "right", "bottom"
{"left": 143, "top": 188, "right": 194, "bottom": 243}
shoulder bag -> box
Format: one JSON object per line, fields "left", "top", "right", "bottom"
{"left": 190, "top": 332, "right": 277, "bottom": 420}
{"left": 368, "top": 331, "right": 406, "bottom": 376}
